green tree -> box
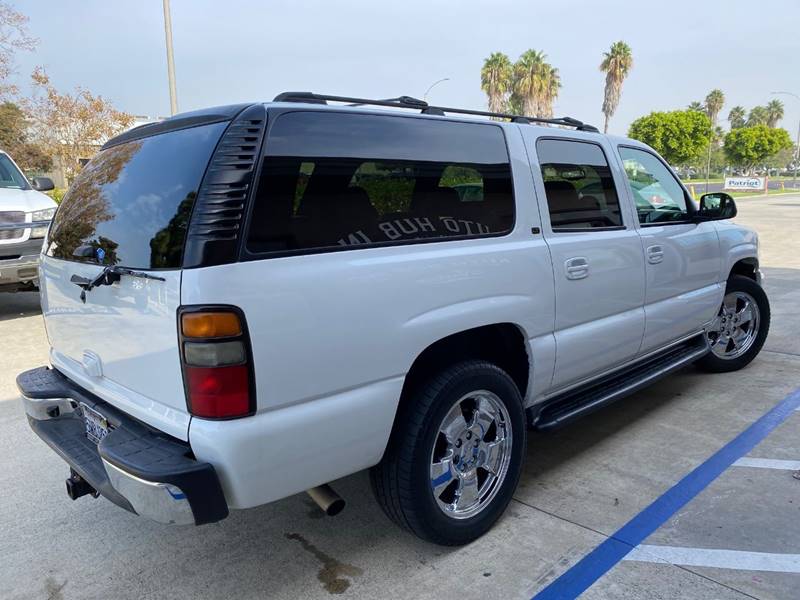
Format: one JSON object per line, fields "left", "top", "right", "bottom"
{"left": 765, "top": 99, "right": 784, "bottom": 127}
{"left": 747, "top": 106, "right": 769, "bottom": 126}
{"left": 0, "top": 101, "right": 50, "bottom": 171}
{"left": 627, "top": 110, "right": 712, "bottom": 166}
{"left": 728, "top": 106, "right": 746, "bottom": 129}
{"left": 480, "top": 52, "right": 513, "bottom": 115}
{"left": 599, "top": 41, "right": 633, "bottom": 133}
{"left": 512, "top": 50, "right": 561, "bottom": 118}
{"left": 723, "top": 125, "right": 792, "bottom": 173}
{"left": 704, "top": 89, "right": 725, "bottom": 125}
{"left": 688, "top": 101, "right": 705, "bottom": 112}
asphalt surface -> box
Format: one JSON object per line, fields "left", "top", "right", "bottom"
{"left": 1, "top": 195, "right": 799, "bottom": 599}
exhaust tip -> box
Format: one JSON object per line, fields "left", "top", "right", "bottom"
{"left": 306, "top": 484, "right": 345, "bottom": 517}
{"left": 325, "top": 497, "right": 346, "bottom": 517}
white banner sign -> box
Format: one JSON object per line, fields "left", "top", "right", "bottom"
{"left": 724, "top": 177, "right": 766, "bottom": 191}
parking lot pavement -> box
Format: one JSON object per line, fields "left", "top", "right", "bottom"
{"left": 1, "top": 195, "right": 799, "bottom": 600}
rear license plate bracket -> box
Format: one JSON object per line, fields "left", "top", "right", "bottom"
{"left": 80, "top": 403, "right": 109, "bottom": 444}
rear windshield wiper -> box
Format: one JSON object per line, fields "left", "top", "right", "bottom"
{"left": 70, "top": 266, "right": 166, "bottom": 303}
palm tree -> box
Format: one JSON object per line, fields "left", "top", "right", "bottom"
{"left": 688, "top": 101, "right": 705, "bottom": 112}
{"left": 540, "top": 64, "right": 562, "bottom": 118}
{"left": 704, "top": 89, "right": 725, "bottom": 125}
{"left": 747, "top": 106, "right": 769, "bottom": 126}
{"left": 513, "top": 50, "right": 560, "bottom": 118}
{"left": 599, "top": 41, "right": 633, "bottom": 133}
{"left": 701, "top": 90, "right": 724, "bottom": 188}
{"left": 728, "top": 106, "right": 746, "bottom": 129}
{"left": 765, "top": 99, "right": 784, "bottom": 127}
{"left": 480, "top": 52, "right": 513, "bottom": 115}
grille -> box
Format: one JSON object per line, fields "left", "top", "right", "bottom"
{"left": 0, "top": 211, "right": 25, "bottom": 241}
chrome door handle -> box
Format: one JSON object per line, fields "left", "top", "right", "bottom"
{"left": 647, "top": 245, "right": 664, "bottom": 264}
{"left": 565, "top": 257, "right": 589, "bottom": 280}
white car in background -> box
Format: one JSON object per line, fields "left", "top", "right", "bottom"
{"left": 0, "top": 150, "right": 56, "bottom": 292}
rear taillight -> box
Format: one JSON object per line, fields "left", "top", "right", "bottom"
{"left": 179, "top": 307, "right": 255, "bottom": 419}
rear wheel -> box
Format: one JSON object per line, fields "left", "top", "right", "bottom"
{"left": 370, "top": 360, "right": 526, "bottom": 546}
{"left": 696, "top": 275, "right": 770, "bottom": 373}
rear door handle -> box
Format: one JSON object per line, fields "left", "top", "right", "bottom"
{"left": 564, "top": 257, "right": 589, "bottom": 280}
{"left": 647, "top": 245, "right": 664, "bottom": 264}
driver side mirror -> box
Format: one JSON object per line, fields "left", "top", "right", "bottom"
{"left": 31, "top": 176, "right": 55, "bottom": 192}
{"left": 696, "top": 192, "right": 737, "bottom": 221}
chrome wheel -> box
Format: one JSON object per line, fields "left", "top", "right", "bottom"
{"left": 707, "top": 291, "right": 761, "bottom": 360}
{"left": 429, "top": 390, "right": 512, "bottom": 520}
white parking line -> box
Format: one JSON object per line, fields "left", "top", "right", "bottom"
{"left": 732, "top": 457, "right": 800, "bottom": 470}
{"left": 624, "top": 545, "right": 800, "bottom": 573}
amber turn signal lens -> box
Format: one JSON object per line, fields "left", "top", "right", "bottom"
{"left": 182, "top": 312, "right": 242, "bottom": 339}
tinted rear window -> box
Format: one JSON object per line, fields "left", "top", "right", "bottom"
{"left": 46, "top": 122, "right": 226, "bottom": 269}
{"left": 246, "top": 111, "right": 514, "bottom": 255}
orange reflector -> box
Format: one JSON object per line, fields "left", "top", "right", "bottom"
{"left": 182, "top": 312, "right": 242, "bottom": 339}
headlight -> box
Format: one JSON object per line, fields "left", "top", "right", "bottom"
{"left": 30, "top": 207, "right": 56, "bottom": 238}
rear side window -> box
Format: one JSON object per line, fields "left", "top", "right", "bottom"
{"left": 246, "top": 111, "right": 514, "bottom": 254}
{"left": 537, "top": 139, "right": 623, "bottom": 230}
{"left": 46, "top": 122, "right": 226, "bottom": 269}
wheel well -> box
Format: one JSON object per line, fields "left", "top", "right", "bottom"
{"left": 730, "top": 258, "right": 758, "bottom": 282}
{"left": 401, "top": 324, "right": 529, "bottom": 402}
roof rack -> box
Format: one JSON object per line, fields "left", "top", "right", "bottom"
{"left": 272, "top": 91, "right": 600, "bottom": 133}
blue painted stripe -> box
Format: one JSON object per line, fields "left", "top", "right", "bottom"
{"left": 532, "top": 387, "right": 800, "bottom": 600}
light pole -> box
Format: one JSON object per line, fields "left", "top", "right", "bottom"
{"left": 163, "top": 0, "right": 178, "bottom": 116}
{"left": 423, "top": 78, "right": 450, "bottom": 102}
{"left": 771, "top": 91, "right": 800, "bottom": 189}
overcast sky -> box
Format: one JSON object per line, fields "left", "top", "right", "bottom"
{"left": 14, "top": 0, "right": 800, "bottom": 136}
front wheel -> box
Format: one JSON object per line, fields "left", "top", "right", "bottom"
{"left": 696, "top": 275, "right": 770, "bottom": 373}
{"left": 370, "top": 360, "right": 526, "bottom": 546}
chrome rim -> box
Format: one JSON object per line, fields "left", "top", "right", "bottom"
{"left": 429, "top": 390, "right": 512, "bottom": 520}
{"left": 707, "top": 291, "right": 761, "bottom": 360}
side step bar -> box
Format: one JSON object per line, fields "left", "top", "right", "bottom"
{"left": 530, "top": 334, "right": 709, "bottom": 431}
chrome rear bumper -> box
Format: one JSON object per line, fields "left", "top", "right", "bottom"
{"left": 17, "top": 366, "right": 228, "bottom": 526}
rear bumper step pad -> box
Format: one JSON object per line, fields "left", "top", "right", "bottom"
{"left": 17, "top": 366, "right": 228, "bottom": 525}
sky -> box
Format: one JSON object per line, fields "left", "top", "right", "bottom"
{"left": 12, "top": 0, "right": 800, "bottom": 137}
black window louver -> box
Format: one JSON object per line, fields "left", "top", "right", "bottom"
{"left": 183, "top": 104, "right": 267, "bottom": 268}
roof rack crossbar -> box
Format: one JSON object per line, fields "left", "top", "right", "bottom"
{"left": 272, "top": 91, "right": 600, "bottom": 132}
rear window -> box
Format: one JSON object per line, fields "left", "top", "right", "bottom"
{"left": 246, "top": 111, "right": 514, "bottom": 255}
{"left": 45, "top": 122, "right": 226, "bottom": 269}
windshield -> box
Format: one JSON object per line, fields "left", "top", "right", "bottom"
{"left": 45, "top": 121, "right": 226, "bottom": 269}
{"left": 0, "top": 153, "right": 30, "bottom": 189}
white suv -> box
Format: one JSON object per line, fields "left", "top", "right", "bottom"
{"left": 18, "top": 93, "right": 769, "bottom": 545}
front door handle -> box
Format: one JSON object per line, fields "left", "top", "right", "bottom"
{"left": 565, "top": 257, "right": 589, "bottom": 280}
{"left": 647, "top": 245, "right": 665, "bottom": 264}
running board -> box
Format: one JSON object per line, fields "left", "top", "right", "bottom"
{"left": 530, "top": 334, "right": 709, "bottom": 431}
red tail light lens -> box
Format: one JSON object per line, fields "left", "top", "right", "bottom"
{"left": 179, "top": 307, "right": 254, "bottom": 419}
{"left": 185, "top": 365, "right": 250, "bottom": 418}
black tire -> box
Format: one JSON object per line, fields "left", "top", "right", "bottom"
{"left": 696, "top": 275, "right": 770, "bottom": 373}
{"left": 370, "top": 360, "right": 526, "bottom": 546}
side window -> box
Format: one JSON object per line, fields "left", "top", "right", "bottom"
{"left": 536, "top": 139, "right": 623, "bottom": 231}
{"left": 618, "top": 147, "right": 690, "bottom": 224}
{"left": 247, "top": 112, "right": 515, "bottom": 254}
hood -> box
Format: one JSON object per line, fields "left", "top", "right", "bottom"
{"left": 0, "top": 187, "right": 57, "bottom": 213}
